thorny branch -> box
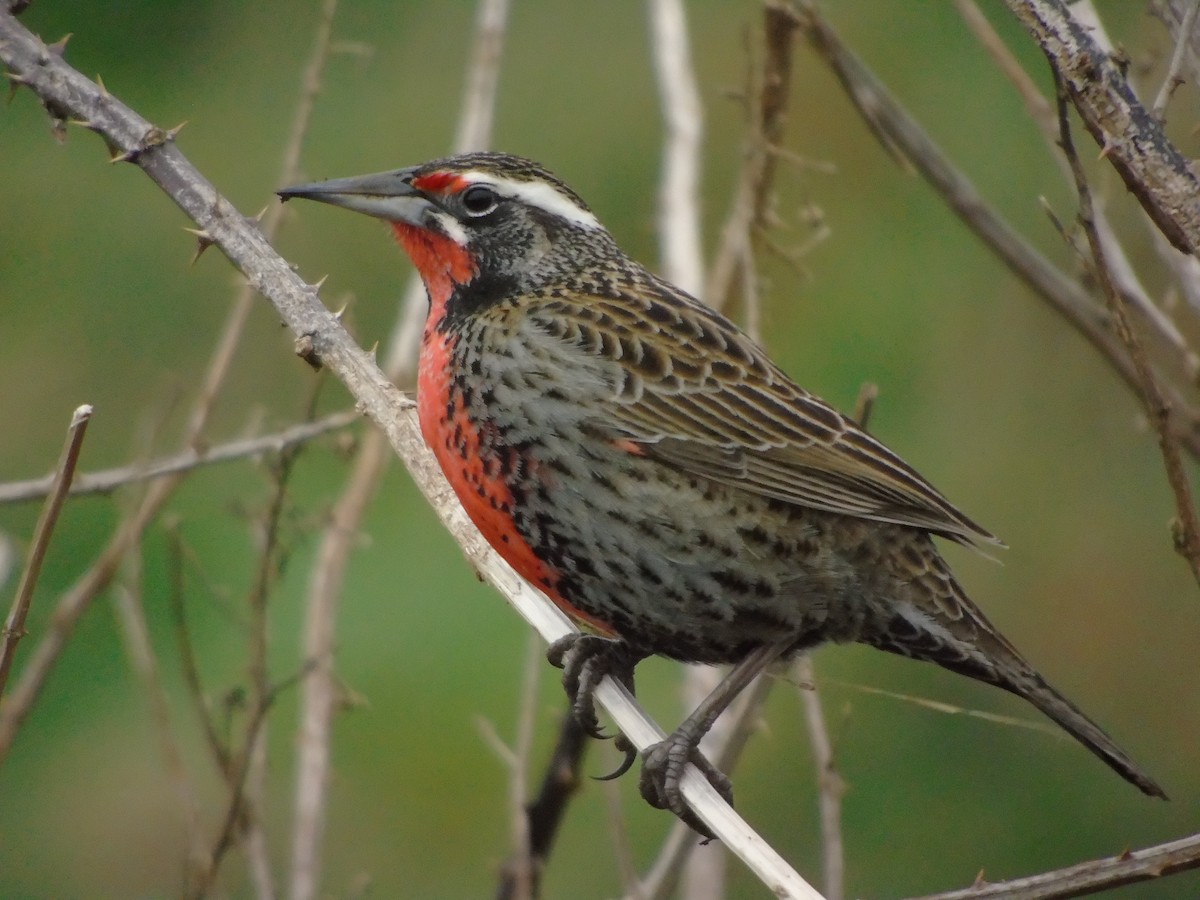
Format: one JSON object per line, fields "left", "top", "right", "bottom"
{"left": 954, "top": 0, "right": 1200, "bottom": 382}
{"left": 908, "top": 831, "right": 1200, "bottom": 900}
{"left": 794, "top": 1, "right": 1200, "bottom": 459}
{"left": 289, "top": 2, "right": 512, "bottom": 898}
{"left": 1054, "top": 79, "right": 1200, "bottom": 588}
{"left": 1005, "top": 0, "right": 1200, "bottom": 255}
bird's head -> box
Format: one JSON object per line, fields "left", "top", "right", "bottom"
{"left": 279, "top": 152, "right": 621, "bottom": 306}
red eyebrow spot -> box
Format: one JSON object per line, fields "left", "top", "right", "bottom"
{"left": 412, "top": 171, "right": 468, "bottom": 194}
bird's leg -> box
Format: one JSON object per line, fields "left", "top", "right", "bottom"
{"left": 640, "top": 639, "right": 792, "bottom": 835}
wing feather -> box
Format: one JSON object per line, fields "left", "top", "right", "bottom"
{"left": 525, "top": 277, "right": 1001, "bottom": 549}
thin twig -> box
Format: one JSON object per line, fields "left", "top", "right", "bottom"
{"left": 707, "top": 0, "right": 802, "bottom": 312}
{"left": 494, "top": 711, "right": 591, "bottom": 900}
{"left": 650, "top": 0, "right": 705, "bottom": 298}
{"left": 907, "top": 831, "right": 1200, "bottom": 900}
{"left": 112, "top": 561, "right": 208, "bottom": 890}
{"left": 1152, "top": 0, "right": 1200, "bottom": 120}
{"left": 646, "top": 2, "right": 730, "bottom": 897}
{"left": 166, "top": 520, "right": 232, "bottom": 774}
{"left": 603, "top": 776, "right": 644, "bottom": 898}
{"left": 793, "top": 657, "right": 844, "bottom": 900}
{"left": 241, "top": 394, "right": 315, "bottom": 900}
{"left": 0, "top": 409, "right": 358, "bottom": 506}
{"left": 0, "top": 11, "right": 818, "bottom": 895}
{"left": 787, "top": 380, "right": 877, "bottom": 900}
{"left": 189, "top": 663, "right": 316, "bottom": 900}
{"left": 0, "top": 404, "right": 91, "bottom": 703}
{"left": 0, "top": 0, "right": 307, "bottom": 760}
{"left": 501, "top": 630, "right": 543, "bottom": 900}
{"left": 1154, "top": 0, "right": 1200, "bottom": 97}
{"left": 794, "top": 0, "right": 1200, "bottom": 459}
{"left": 289, "top": 2, "right": 511, "bottom": 899}
{"left": 1056, "top": 80, "right": 1200, "bottom": 588}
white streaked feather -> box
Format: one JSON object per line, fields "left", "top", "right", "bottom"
{"left": 427, "top": 210, "right": 470, "bottom": 246}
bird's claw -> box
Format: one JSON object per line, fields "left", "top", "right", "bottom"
{"left": 639, "top": 735, "right": 734, "bottom": 842}
{"left": 593, "top": 733, "right": 638, "bottom": 782}
{"left": 546, "top": 633, "right": 637, "bottom": 741}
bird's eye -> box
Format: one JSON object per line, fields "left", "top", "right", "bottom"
{"left": 461, "top": 185, "right": 499, "bottom": 216}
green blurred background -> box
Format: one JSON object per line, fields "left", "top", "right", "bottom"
{"left": 2, "top": 1, "right": 1198, "bottom": 897}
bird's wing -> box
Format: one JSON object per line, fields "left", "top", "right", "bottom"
{"left": 525, "top": 278, "right": 1001, "bottom": 549}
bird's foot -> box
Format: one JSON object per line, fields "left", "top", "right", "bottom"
{"left": 640, "top": 730, "right": 733, "bottom": 842}
{"left": 546, "top": 633, "right": 638, "bottom": 740}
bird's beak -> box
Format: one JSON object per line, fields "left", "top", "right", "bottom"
{"left": 277, "top": 169, "right": 434, "bottom": 226}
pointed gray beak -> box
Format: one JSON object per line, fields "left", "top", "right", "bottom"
{"left": 277, "top": 168, "right": 434, "bottom": 226}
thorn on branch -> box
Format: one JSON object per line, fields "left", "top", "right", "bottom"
{"left": 107, "top": 125, "right": 172, "bottom": 165}
{"left": 5, "top": 71, "right": 28, "bottom": 103}
{"left": 183, "top": 227, "right": 215, "bottom": 265}
{"left": 46, "top": 33, "right": 70, "bottom": 58}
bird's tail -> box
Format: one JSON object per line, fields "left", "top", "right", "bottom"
{"left": 1007, "top": 666, "right": 1167, "bottom": 799}
{"left": 876, "top": 540, "right": 1167, "bottom": 799}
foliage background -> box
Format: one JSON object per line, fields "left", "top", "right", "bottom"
{"left": 0, "top": 1, "right": 1197, "bottom": 897}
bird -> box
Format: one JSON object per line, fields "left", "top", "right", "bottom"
{"left": 278, "top": 151, "right": 1165, "bottom": 831}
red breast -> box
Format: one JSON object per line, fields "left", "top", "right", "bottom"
{"left": 398, "top": 222, "right": 616, "bottom": 638}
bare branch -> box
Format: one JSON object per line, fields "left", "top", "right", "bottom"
{"left": 1005, "top": 0, "right": 1200, "bottom": 256}
{"left": 794, "top": 0, "right": 1200, "bottom": 459}
{"left": 190, "top": 662, "right": 316, "bottom": 900}
{"left": 112, "top": 565, "right": 208, "bottom": 891}
{"left": 793, "top": 657, "right": 844, "bottom": 900}
{"left": 649, "top": 0, "right": 705, "bottom": 298}
{"left": 1152, "top": 0, "right": 1200, "bottom": 120}
{"left": 494, "top": 711, "right": 591, "bottom": 900}
{"left": 0, "top": 410, "right": 358, "bottom": 506}
{"left": 707, "top": 0, "right": 803, "bottom": 312}
{"left": 907, "top": 831, "right": 1200, "bottom": 900}
{"left": 955, "top": 0, "right": 1200, "bottom": 382}
{"left": 634, "top": 673, "right": 775, "bottom": 900}
{"left": 1055, "top": 80, "right": 1200, "bottom": 588}
{"left": 166, "top": 521, "right": 233, "bottom": 774}
{"left": 0, "top": 404, "right": 91, "bottom": 702}
{"left": 499, "top": 631, "right": 543, "bottom": 900}
{"left": 1154, "top": 0, "right": 1200, "bottom": 93}
{"left": 646, "top": 2, "right": 729, "bottom": 895}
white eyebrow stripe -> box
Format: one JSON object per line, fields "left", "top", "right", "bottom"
{"left": 459, "top": 171, "right": 601, "bottom": 230}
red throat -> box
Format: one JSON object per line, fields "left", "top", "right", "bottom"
{"left": 390, "top": 222, "right": 476, "bottom": 317}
